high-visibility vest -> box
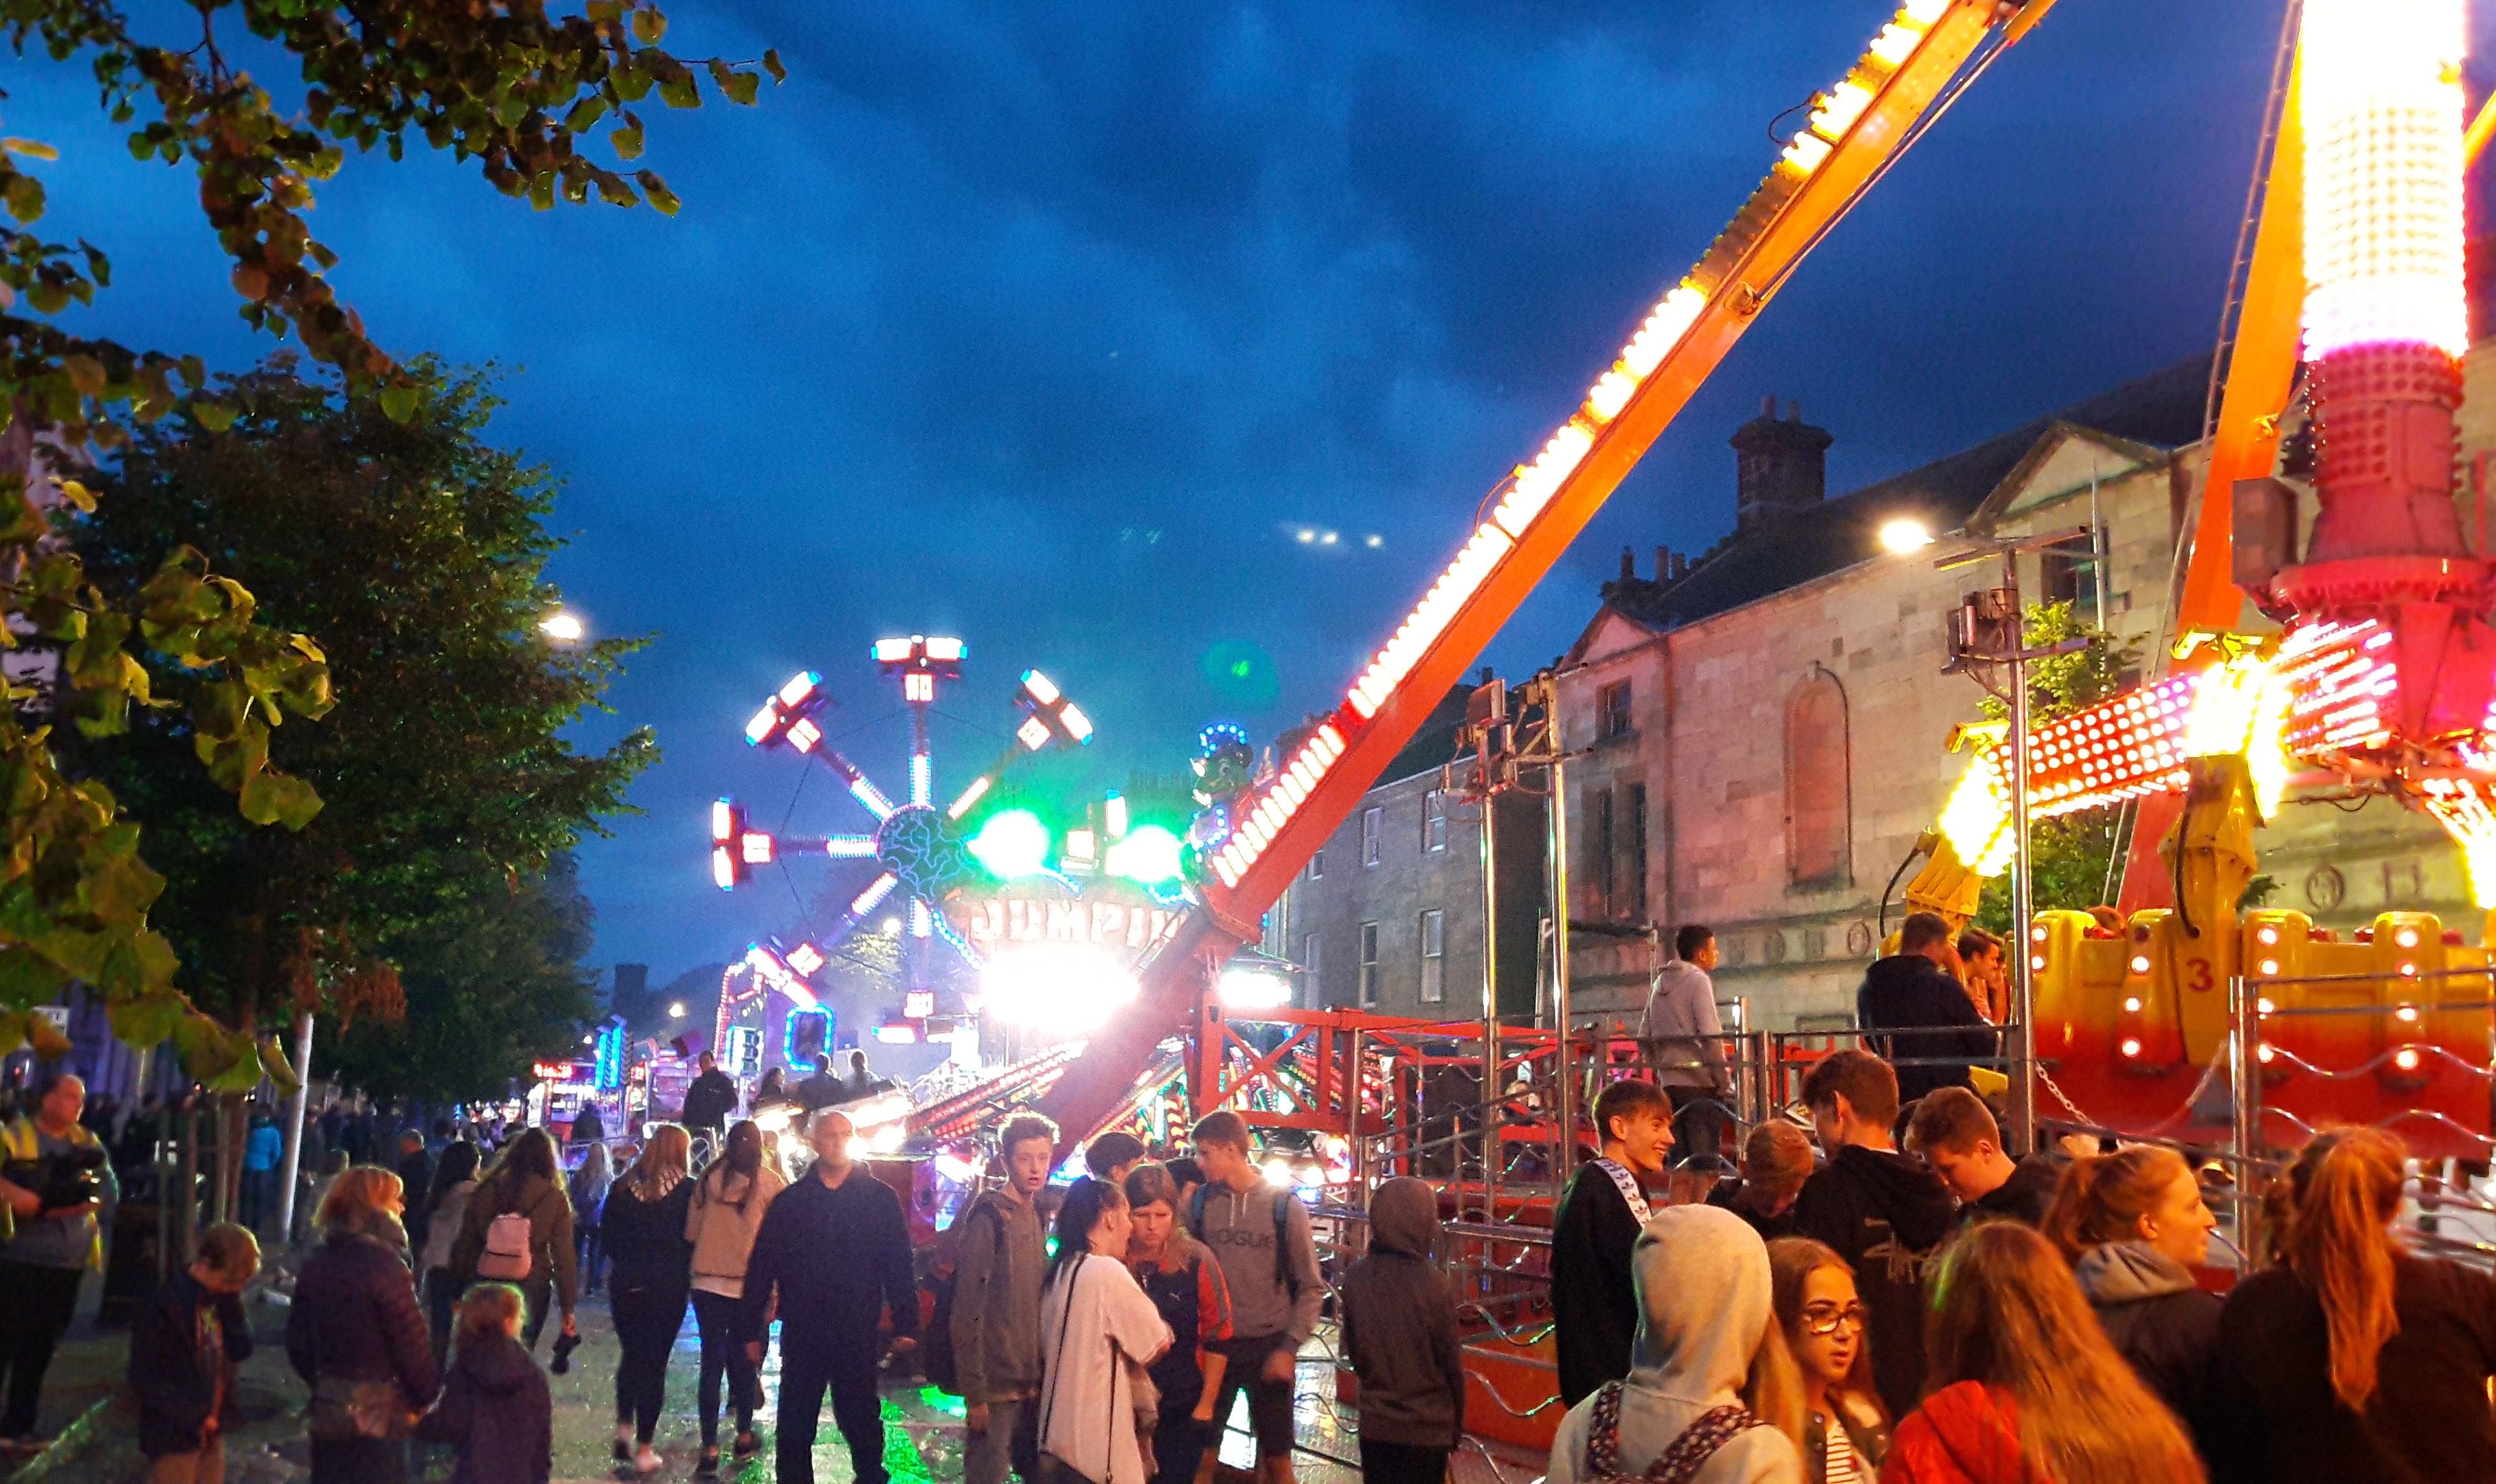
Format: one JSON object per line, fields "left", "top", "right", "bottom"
{"left": 0, "top": 1116, "right": 106, "bottom": 1267}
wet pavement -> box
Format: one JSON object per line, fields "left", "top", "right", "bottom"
{"left": 11, "top": 1288, "right": 1546, "bottom": 1484}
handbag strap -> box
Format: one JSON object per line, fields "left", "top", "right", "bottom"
{"left": 1645, "top": 1405, "right": 1762, "bottom": 1484}
{"left": 1039, "top": 1258, "right": 1083, "bottom": 1439}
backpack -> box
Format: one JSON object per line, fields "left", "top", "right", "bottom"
{"left": 923, "top": 1197, "right": 1007, "bottom": 1396}
{"left": 1187, "top": 1184, "right": 1300, "bottom": 1301}
{"left": 1582, "top": 1382, "right": 1764, "bottom": 1484}
{"left": 475, "top": 1182, "right": 539, "bottom": 1281}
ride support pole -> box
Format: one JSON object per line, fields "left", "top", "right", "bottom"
{"left": 275, "top": 1010, "right": 315, "bottom": 1245}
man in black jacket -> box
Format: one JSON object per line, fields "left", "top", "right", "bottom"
{"left": 1549, "top": 1079, "right": 1674, "bottom": 1406}
{"left": 678, "top": 1052, "right": 739, "bottom": 1140}
{"left": 131, "top": 1222, "right": 258, "bottom": 1481}
{"left": 745, "top": 1108, "right": 918, "bottom": 1484}
{"left": 1856, "top": 912, "right": 1997, "bottom": 1108}
{"left": 1792, "top": 1050, "right": 1956, "bottom": 1419}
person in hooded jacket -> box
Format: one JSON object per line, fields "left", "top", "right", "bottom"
{"left": 2202, "top": 1127, "right": 2496, "bottom": 1484}
{"left": 286, "top": 1167, "right": 441, "bottom": 1484}
{"left": 1788, "top": 1052, "right": 1953, "bottom": 1419}
{"left": 2042, "top": 1145, "right": 2220, "bottom": 1441}
{"left": 1853, "top": 914, "right": 1994, "bottom": 1109}
{"left": 1884, "top": 1222, "right": 2203, "bottom": 1484}
{"left": 1544, "top": 1204, "right": 1806, "bottom": 1484}
{"left": 1339, "top": 1176, "right": 1464, "bottom": 1484}
{"left": 418, "top": 1283, "right": 552, "bottom": 1484}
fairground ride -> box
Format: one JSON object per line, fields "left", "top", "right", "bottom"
{"left": 864, "top": 0, "right": 2496, "bottom": 1203}
{"left": 708, "top": 636, "right": 1100, "bottom": 1039}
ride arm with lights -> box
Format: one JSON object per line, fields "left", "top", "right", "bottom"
{"left": 1031, "top": 0, "right": 2058, "bottom": 1147}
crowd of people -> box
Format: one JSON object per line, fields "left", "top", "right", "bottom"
{"left": 1545, "top": 1039, "right": 2496, "bottom": 1483}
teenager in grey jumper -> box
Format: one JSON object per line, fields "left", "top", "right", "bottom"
{"left": 1190, "top": 1112, "right": 1325, "bottom": 1484}
{"left": 953, "top": 1114, "right": 1057, "bottom": 1484}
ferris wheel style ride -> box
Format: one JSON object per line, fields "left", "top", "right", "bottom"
{"left": 710, "top": 635, "right": 1098, "bottom": 996}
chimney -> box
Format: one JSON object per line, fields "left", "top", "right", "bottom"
{"left": 1672, "top": 551, "right": 1688, "bottom": 580}
{"left": 1653, "top": 546, "right": 1672, "bottom": 581}
{"left": 1619, "top": 546, "right": 1637, "bottom": 581}
{"left": 1731, "top": 396, "right": 1834, "bottom": 532}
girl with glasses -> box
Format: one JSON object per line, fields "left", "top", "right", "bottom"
{"left": 1767, "top": 1239, "right": 1886, "bottom": 1483}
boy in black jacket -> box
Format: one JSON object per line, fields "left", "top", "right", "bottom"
{"left": 130, "top": 1223, "right": 258, "bottom": 1484}
{"left": 1791, "top": 1050, "right": 1955, "bottom": 1420}
{"left": 1549, "top": 1079, "right": 1674, "bottom": 1405}
{"left": 1340, "top": 1177, "right": 1464, "bottom": 1484}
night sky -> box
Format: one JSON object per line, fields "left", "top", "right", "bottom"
{"left": 16, "top": 1, "right": 2378, "bottom": 990}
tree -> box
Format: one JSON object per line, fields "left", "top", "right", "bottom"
{"left": 1974, "top": 601, "right": 2138, "bottom": 935}
{"left": 0, "top": 0, "right": 774, "bottom": 1072}
{"left": 324, "top": 856, "right": 601, "bottom": 1104}
{"left": 73, "top": 359, "right": 655, "bottom": 1090}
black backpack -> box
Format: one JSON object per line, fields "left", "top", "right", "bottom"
{"left": 1187, "top": 1183, "right": 1301, "bottom": 1300}
{"left": 923, "top": 1196, "right": 1006, "bottom": 1396}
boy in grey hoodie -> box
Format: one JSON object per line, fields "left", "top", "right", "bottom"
{"left": 1340, "top": 1178, "right": 1465, "bottom": 1484}
{"left": 1189, "top": 1110, "right": 1325, "bottom": 1484}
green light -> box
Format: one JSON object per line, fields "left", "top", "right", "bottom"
{"left": 1229, "top": 660, "right": 1252, "bottom": 679}
{"left": 1106, "top": 824, "right": 1184, "bottom": 884}
{"left": 968, "top": 809, "right": 1050, "bottom": 878}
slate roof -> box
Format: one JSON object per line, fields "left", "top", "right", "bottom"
{"left": 1601, "top": 354, "right": 2215, "bottom": 631}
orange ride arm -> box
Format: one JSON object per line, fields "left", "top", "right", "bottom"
{"left": 1035, "top": 0, "right": 2046, "bottom": 1150}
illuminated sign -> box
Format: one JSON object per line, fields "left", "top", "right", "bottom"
{"left": 947, "top": 884, "right": 1185, "bottom": 955}
{"left": 903, "top": 989, "right": 936, "bottom": 1020}
{"left": 532, "top": 1060, "right": 588, "bottom": 1083}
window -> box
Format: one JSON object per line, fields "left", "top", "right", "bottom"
{"left": 1785, "top": 668, "right": 1853, "bottom": 887}
{"left": 1357, "top": 922, "right": 1380, "bottom": 1007}
{"left": 1302, "top": 933, "right": 1323, "bottom": 1004}
{"left": 1587, "top": 787, "right": 1617, "bottom": 919}
{"left": 1362, "top": 807, "right": 1384, "bottom": 866}
{"left": 1419, "top": 909, "right": 1446, "bottom": 1004}
{"left": 1597, "top": 679, "right": 1634, "bottom": 739}
{"left": 2042, "top": 542, "right": 2100, "bottom": 625}
{"left": 1307, "top": 846, "right": 1324, "bottom": 880}
{"left": 1621, "top": 782, "right": 1648, "bottom": 919}
{"left": 1423, "top": 789, "right": 1448, "bottom": 852}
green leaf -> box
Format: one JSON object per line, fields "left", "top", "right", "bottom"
{"left": 56, "top": 478, "right": 95, "bottom": 514}
{"left": 3, "top": 174, "right": 45, "bottom": 225}
{"left": 0, "top": 949, "right": 67, "bottom": 1013}
{"left": 108, "top": 988, "right": 184, "bottom": 1054}
{"left": 259, "top": 1033, "right": 302, "bottom": 1092}
{"left": 659, "top": 71, "right": 700, "bottom": 109}
{"left": 636, "top": 170, "right": 679, "bottom": 216}
{"left": 63, "top": 355, "right": 106, "bottom": 397}
{"left": 631, "top": 7, "right": 668, "bottom": 43}
{"left": 723, "top": 71, "right": 759, "bottom": 107}
{"left": 564, "top": 96, "right": 610, "bottom": 133}
{"left": 612, "top": 115, "right": 645, "bottom": 160}
{"left": 763, "top": 49, "right": 787, "bottom": 83}
{"left": 240, "top": 767, "right": 324, "bottom": 830}
{"left": 378, "top": 383, "right": 419, "bottom": 423}
{"left": 192, "top": 400, "right": 236, "bottom": 433}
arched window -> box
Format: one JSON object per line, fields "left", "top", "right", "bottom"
{"left": 1786, "top": 667, "right": 1852, "bottom": 888}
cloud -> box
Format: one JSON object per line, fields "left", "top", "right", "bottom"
{"left": 18, "top": 0, "right": 2293, "bottom": 985}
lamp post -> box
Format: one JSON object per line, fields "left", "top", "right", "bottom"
{"left": 1935, "top": 527, "right": 2095, "bottom": 1156}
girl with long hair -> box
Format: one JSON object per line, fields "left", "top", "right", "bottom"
{"left": 1546, "top": 1205, "right": 1806, "bottom": 1484}
{"left": 2043, "top": 1145, "right": 2220, "bottom": 1437}
{"left": 2205, "top": 1127, "right": 2496, "bottom": 1483}
{"left": 571, "top": 1140, "right": 613, "bottom": 1296}
{"left": 1885, "top": 1222, "right": 2203, "bottom": 1484}
{"left": 418, "top": 1141, "right": 484, "bottom": 1362}
{"left": 415, "top": 1283, "right": 553, "bottom": 1484}
{"left": 686, "top": 1120, "right": 787, "bottom": 1476}
{"left": 1765, "top": 1239, "right": 1885, "bottom": 1483}
{"left": 600, "top": 1124, "right": 694, "bottom": 1474}
{"left": 449, "top": 1127, "right": 578, "bottom": 1350}
{"left": 1036, "top": 1179, "right": 1171, "bottom": 1484}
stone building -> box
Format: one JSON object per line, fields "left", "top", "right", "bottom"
{"left": 1263, "top": 682, "right": 1546, "bottom": 1021}
{"left": 1551, "top": 356, "right": 2488, "bottom": 1032}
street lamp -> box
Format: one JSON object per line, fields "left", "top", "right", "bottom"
{"left": 1880, "top": 517, "right": 1935, "bottom": 554}
{"left": 540, "top": 609, "right": 586, "bottom": 643}
{"left": 668, "top": 1001, "right": 688, "bottom": 1020}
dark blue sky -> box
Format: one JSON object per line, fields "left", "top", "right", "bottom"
{"left": 25, "top": 1, "right": 2317, "bottom": 987}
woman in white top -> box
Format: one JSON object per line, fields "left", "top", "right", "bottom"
{"left": 1038, "top": 1178, "right": 1172, "bottom": 1484}
{"left": 684, "top": 1120, "right": 787, "bottom": 1477}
